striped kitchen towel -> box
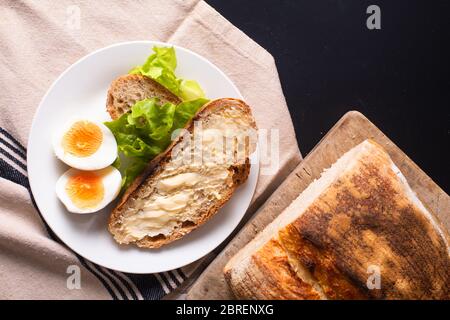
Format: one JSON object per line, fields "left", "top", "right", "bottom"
{"left": 0, "top": 126, "right": 201, "bottom": 299}
{"left": 0, "top": 0, "right": 301, "bottom": 299}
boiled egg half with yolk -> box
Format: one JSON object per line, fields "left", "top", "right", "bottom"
{"left": 56, "top": 166, "right": 122, "bottom": 214}
{"left": 53, "top": 119, "right": 117, "bottom": 170}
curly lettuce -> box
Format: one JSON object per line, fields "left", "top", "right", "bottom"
{"left": 129, "top": 46, "right": 206, "bottom": 101}
{"left": 105, "top": 98, "right": 208, "bottom": 189}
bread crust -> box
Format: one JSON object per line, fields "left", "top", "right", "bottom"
{"left": 284, "top": 141, "right": 450, "bottom": 299}
{"left": 106, "top": 74, "right": 181, "bottom": 120}
{"left": 109, "top": 98, "right": 257, "bottom": 248}
{"left": 225, "top": 140, "right": 450, "bottom": 299}
{"left": 224, "top": 236, "right": 324, "bottom": 300}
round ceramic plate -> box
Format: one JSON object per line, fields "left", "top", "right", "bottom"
{"left": 28, "top": 41, "right": 259, "bottom": 273}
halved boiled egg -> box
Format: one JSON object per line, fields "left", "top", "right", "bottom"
{"left": 53, "top": 119, "right": 117, "bottom": 170}
{"left": 56, "top": 166, "right": 121, "bottom": 214}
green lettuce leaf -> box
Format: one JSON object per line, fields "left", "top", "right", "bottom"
{"left": 121, "top": 157, "right": 147, "bottom": 190}
{"left": 173, "top": 98, "right": 209, "bottom": 129}
{"left": 129, "top": 46, "right": 206, "bottom": 101}
{"left": 105, "top": 97, "right": 208, "bottom": 190}
{"left": 179, "top": 79, "right": 206, "bottom": 101}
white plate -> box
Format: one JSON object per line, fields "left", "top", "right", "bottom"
{"left": 28, "top": 41, "right": 259, "bottom": 273}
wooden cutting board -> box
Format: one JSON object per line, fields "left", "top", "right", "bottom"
{"left": 186, "top": 110, "right": 449, "bottom": 300}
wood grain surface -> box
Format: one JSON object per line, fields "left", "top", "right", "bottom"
{"left": 186, "top": 110, "right": 449, "bottom": 300}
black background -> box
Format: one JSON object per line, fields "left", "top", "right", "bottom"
{"left": 207, "top": 0, "right": 449, "bottom": 192}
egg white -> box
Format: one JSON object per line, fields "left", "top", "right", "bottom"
{"left": 56, "top": 166, "right": 122, "bottom": 214}
{"left": 52, "top": 118, "right": 117, "bottom": 170}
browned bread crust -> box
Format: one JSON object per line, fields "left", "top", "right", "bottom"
{"left": 225, "top": 140, "right": 450, "bottom": 299}
{"left": 109, "top": 98, "right": 257, "bottom": 248}
{"left": 224, "top": 235, "right": 325, "bottom": 300}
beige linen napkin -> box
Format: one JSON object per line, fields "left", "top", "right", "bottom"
{"left": 0, "top": 0, "right": 301, "bottom": 299}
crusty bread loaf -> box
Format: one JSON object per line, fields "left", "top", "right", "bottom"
{"left": 109, "top": 98, "right": 257, "bottom": 248}
{"left": 106, "top": 74, "right": 181, "bottom": 120}
{"left": 224, "top": 140, "right": 450, "bottom": 300}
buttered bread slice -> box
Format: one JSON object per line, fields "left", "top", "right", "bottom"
{"left": 109, "top": 98, "right": 257, "bottom": 248}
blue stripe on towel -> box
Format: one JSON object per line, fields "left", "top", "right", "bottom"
{"left": 177, "top": 268, "right": 187, "bottom": 280}
{"left": 167, "top": 271, "right": 181, "bottom": 287}
{"left": 0, "top": 158, "right": 28, "bottom": 187}
{"left": 0, "top": 136, "right": 27, "bottom": 160}
{"left": 0, "top": 128, "right": 26, "bottom": 152}
{"left": 109, "top": 269, "right": 140, "bottom": 300}
{"left": 0, "top": 146, "right": 27, "bottom": 171}
{"left": 123, "top": 273, "right": 166, "bottom": 300}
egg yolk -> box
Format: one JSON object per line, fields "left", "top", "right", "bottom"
{"left": 66, "top": 171, "right": 104, "bottom": 209}
{"left": 62, "top": 121, "right": 103, "bottom": 157}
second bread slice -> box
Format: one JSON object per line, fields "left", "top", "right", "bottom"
{"left": 106, "top": 74, "right": 181, "bottom": 120}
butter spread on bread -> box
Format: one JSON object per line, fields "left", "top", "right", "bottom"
{"left": 108, "top": 98, "right": 257, "bottom": 248}
{"left": 224, "top": 140, "right": 449, "bottom": 299}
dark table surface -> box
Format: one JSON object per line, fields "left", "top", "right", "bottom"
{"left": 207, "top": 0, "right": 449, "bottom": 192}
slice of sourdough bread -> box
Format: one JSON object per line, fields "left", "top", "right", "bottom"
{"left": 109, "top": 98, "right": 257, "bottom": 248}
{"left": 106, "top": 74, "right": 181, "bottom": 120}
{"left": 224, "top": 140, "right": 450, "bottom": 300}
